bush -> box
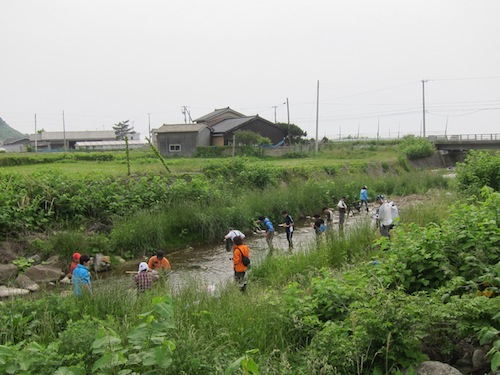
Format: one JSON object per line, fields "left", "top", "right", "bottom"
{"left": 398, "top": 135, "right": 435, "bottom": 160}
{"left": 455, "top": 150, "right": 500, "bottom": 197}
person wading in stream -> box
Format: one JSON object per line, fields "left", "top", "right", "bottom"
{"left": 281, "top": 210, "right": 294, "bottom": 250}
{"left": 232, "top": 235, "right": 250, "bottom": 292}
{"left": 148, "top": 250, "right": 171, "bottom": 271}
{"left": 337, "top": 197, "right": 348, "bottom": 232}
{"left": 72, "top": 254, "right": 92, "bottom": 297}
{"left": 134, "top": 262, "right": 156, "bottom": 293}
{"left": 256, "top": 215, "right": 275, "bottom": 252}
{"left": 224, "top": 229, "right": 245, "bottom": 252}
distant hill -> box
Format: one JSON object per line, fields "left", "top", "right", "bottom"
{"left": 0, "top": 117, "right": 25, "bottom": 141}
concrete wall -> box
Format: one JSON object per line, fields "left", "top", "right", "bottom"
{"left": 409, "top": 151, "right": 466, "bottom": 168}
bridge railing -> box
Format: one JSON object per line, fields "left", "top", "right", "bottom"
{"left": 429, "top": 134, "right": 500, "bottom": 142}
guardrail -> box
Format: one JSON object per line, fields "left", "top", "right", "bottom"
{"left": 429, "top": 134, "right": 500, "bottom": 142}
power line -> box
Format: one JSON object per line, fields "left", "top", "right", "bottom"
{"left": 427, "top": 76, "right": 500, "bottom": 82}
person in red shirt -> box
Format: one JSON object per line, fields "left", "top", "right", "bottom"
{"left": 68, "top": 252, "right": 81, "bottom": 279}
{"left": 147, "top": 251, "right": 171, "bottom": 271}
{"left": 232, "top": 236, "right": 250, "bottom": 292}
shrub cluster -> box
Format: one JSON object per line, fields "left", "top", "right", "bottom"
{"left": 277, "top": 188, "right": 500, "bottom": 373}
{"left": 398, "top": 135, "right": 435, "bottom": 160}
{"left": 456, "top": 150, "right": 500, "bottom": 197}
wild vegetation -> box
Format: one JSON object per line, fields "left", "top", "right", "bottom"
{"left": 0, "top": 146, "right": 498, "bottom": 374}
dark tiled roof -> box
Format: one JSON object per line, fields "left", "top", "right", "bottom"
{"left": 193, "top": 107, "right": 245, "bottom": 122}
{"left": 210, "top": 117, "right": 256, "bottom": 133}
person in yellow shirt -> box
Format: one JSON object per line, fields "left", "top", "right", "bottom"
{"left": 147, "top": 251, "right": 171, "bottom": 271}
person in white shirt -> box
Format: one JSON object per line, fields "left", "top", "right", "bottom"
{"left": 377, "top": 196, "right": 393, "bottom": 237}
{"left": 337, "top": 197, "right": 348, "bottom": 231}
{"left": 224, "top": 229, "right": 245, "bottom": 252}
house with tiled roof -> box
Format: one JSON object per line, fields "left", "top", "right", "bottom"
{"left": 153, "top": 107, "right": 286, "bottom": 156}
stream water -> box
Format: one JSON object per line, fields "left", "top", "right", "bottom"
{"left": 94, "top": 212, "right": 372, "bottom": 292}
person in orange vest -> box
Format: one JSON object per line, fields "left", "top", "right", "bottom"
{"left": 147, "top": 250, "right": 171, "bottom": 271}
{"left": 232, "top": 236, "right": 250, "bottom": 292}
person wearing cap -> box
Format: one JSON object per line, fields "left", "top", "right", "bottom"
{"left": 72, "top": 254, "right": 92, "bottom": 297}
{"left": 359, "top": 186, "right": 369, "bottom": 212}
{"left": 134, "top": 262, "right": 154, "bottom": 292}
{"left": 148, "top": 251, "right": 171, "bottom": 271}
{"left": 68, "top": 252, "right": 81, "bottom": 279}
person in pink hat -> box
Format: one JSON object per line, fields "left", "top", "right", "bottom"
{"left": 68, "top": 252, "right": 81, "bottom": 279}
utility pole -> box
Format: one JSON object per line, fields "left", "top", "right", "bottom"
{"left": 315, "top": 80, "right": 319, "bottom": 153}
{"left": 272, "top": 105, "right": 278, "bottom": 123}
{"left": 182, "top": 106, "right": 193, "bottom": 124}
{"left": 148, "top": 113, "right": 151, "bottom": 140}
{"left": 286, "top": 98, "right": 290, "bottom": 127}
{"left": 62, "top": 111, "right": 67, "bottom": 151}
{"left": 445, "top": 115, "right": 449, "bottom": 138}
{"left": 182, "top": 107, "right": 187, "bottom": 124}
{"left": 285, "top": 98, "right": 291, "bottom": 146}
{"left": 377, "top": 118, "right": 380, "bottom": 141}
{"left": 34, "top": 113, "right": 37, "bottom": 152}
{"left": 421, "top": 80, "right": 428, "bottom": 138}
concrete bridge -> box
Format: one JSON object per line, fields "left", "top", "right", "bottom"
{"left": 430, "top": 134, "right": 500, "bottom": 152}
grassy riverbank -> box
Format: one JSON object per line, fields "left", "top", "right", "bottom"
{"left": 0, "top": 148, "right": 498, "bottom": 374}
{"left": 0, "top": 150, "right": 448, "bottom": 259}
{"left": 1, "top": 187, "right": 498, "bottom": 374}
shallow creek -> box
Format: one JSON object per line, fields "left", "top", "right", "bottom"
{"left": 93, "top": 212, "right": 371, "bottom": 292}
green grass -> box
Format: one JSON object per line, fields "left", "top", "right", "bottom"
{"left": 0, "top": 142, "right": 402, "bottom": 175}
{"left": 4, "top": 184, "right": 493, "bottom": 374}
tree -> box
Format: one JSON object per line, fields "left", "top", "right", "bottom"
{"left": 275, "top": 122, "right": 307, "bottom": 144}
{"left": 113, "top": 120, "right": 135, "bottom": 140}
{"left": 234, "top": 130, "right": 271, "bottom": 146}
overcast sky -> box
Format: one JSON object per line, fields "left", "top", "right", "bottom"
{"left": 1, "top": 0, "right": 499, "bottom": 140}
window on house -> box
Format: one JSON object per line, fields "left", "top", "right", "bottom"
{"left": 169, "top": 144, "right": 181, "bottom": 152}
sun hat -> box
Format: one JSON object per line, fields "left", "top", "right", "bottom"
{"left": 138, "top": 262, "right": 149, "bottom": 272}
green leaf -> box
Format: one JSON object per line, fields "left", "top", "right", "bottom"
{"left": 92, "top": 352, "right": 113, "bottom": 372}
{"left": 154, "top": 345, "right": 173, "bottom": 368}
{"left": 54, "top": 366, "right": 86, "bottom": 375}
{"left": 491, "top": 351, "right": 500, "bottom": 371}
{"left": 479, "top": 329, "right": 499, "bottom": 345}
{"left": 153, "top": 301, "right": 174, "bottom": 319}
{"left": 225, "top": 356, "right": 244, "bottom": 375}
{"left": 245, "top": 357, "right": 259, "bottom": 374}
